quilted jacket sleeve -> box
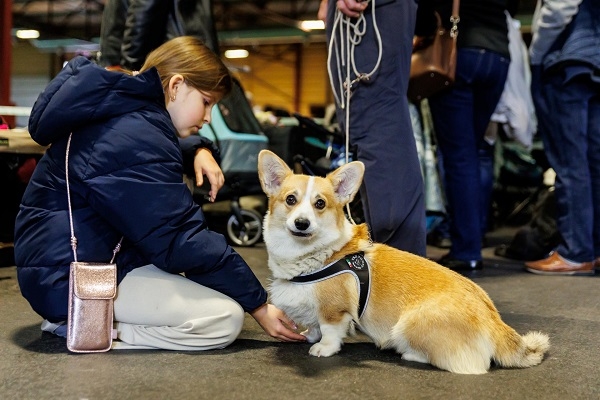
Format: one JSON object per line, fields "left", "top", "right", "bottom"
{"left": 179, "top": 135, "right": 221, "bottom": 177}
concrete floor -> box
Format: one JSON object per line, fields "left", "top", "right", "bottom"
{"left": 1, "top": 226, "right": 599, "bottom": 400}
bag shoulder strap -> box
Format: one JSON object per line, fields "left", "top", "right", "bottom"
{"left": 452, "top": 0, "right": 460, "bottom": 18}
{"left": 65, "top": 133, "right": 123, "bottom": 263}
{"left": 450, "top": 0, "right": 460, "bottom": 38}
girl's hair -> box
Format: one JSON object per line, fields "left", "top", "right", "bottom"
{"left": 140, "top": 36, "right": 232, "bottom": 100}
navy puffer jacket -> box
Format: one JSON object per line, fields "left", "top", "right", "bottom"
{"left": 15, "top": 56, "right": 267, "bottom": 322}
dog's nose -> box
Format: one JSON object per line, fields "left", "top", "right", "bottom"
{"left": 294, "top": 218, "right": 310, "bottom": 231}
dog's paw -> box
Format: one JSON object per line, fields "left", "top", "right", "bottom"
{"left": 301, "top": 328, "right": 322, "bottom": 343}
{"left": 309, "top": 341, "right": 341, "bottom": 357}
{"left": 401, "top": 351, "right": 429, "bottom": 364}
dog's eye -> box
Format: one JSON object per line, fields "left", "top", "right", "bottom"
{"left": 286, "top": 195, "right": 297, "bottom": 206}
{"left": 314, "top": 199, "right": 326, "bottom": 210}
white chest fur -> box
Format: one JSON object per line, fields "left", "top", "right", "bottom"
{"left": 268, "top": 279, "right": 320, "bottom": 328}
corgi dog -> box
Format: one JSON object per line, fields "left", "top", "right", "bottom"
{"left": 257, "top": 150, "right": 549, "bottom": 375}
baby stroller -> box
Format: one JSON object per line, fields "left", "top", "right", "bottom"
{"left": 192, "top": 80, "right": 268, "bottom": 246}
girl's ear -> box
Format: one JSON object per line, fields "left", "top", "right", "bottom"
{"left": 168, "top": 74, "right": 185, "bottom": 101}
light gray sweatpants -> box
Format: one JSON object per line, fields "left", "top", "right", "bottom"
{"left": 111, "top": 264, "right": 245, "bottom": 351}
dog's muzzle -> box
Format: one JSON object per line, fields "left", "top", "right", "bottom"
{"left": 291, "top": 218, "right": 312, "bottom": 237}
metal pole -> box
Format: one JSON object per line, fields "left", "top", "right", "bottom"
{"left": 0, "top": 0, "right": 15, "bottom": 127}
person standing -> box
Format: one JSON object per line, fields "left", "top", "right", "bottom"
{"left": 99, "top": 0, "right": 220, "bottom": 70}
{"left": 318, "top": 0, "right": 427, "bottom": 256}
{"left": 524, "top": 0, "right": 600, "bottom": 276}
{"left": 415, "top": 0, "right": 511, "bottom": 271}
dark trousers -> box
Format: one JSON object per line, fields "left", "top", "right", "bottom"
{"left": 428, "top": 48, "right": 509, "bottom": 261}
{"left": 326, "top": 0, "right": 426, "bottom": 256}
{"left": 533, "top": 69, "right": 600, "bottom": 262}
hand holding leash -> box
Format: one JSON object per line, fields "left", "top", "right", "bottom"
{"left": 336, "top": 0, "right": 369, "bottom": 18}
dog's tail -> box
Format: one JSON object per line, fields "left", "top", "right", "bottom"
{"left": 493, "top": 326, "right": 550, "bottom": 368}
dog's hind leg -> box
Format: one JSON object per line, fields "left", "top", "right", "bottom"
{"left": 391, "top": 311, "right": 492, "bottom": 374}
{"left": 428, "top": 339, "right": 492, "bottom": 374}
{"left": 397, "top": 331, "right": 491, "bottom": 374}
{"left": 389, "top": 333, "right": 430, "bottom": 364}
{"left": 401, "top": 350, "right": 429, "bottom": 364}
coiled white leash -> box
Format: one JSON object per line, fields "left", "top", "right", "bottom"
{"left": 326, "top": 0, "right": 383, "bottom": 223}
{"left": 327, "top": 0, "right": 383, "bottom": 112}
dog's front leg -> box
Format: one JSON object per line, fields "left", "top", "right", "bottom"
{"left": 309, "top": 314, "right": 353, "bottom": 357}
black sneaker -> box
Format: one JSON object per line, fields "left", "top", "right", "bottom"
{"left": 427, "top": 232, "right": 452, "bottom": 249}
{"left": 438, "top": 254, "right": 483, "bottom": 271}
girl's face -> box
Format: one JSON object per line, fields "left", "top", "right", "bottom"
{"left": 167, "top": 77, "right": 219, "bottom": 138}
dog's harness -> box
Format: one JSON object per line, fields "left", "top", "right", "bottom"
{"left": 289, "top": 252, "right": 371, "bottom": 319}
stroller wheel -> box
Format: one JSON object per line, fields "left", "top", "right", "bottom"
{"left": 226, "top": 209, "right": 263, "bottom": 247}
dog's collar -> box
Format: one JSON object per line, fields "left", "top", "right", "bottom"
{"left": 289, "top": 252, "right": 371, "bottom": 319}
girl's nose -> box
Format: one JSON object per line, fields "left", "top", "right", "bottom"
{"left": 204, "top": 107, "right": 212, "bottom": 124}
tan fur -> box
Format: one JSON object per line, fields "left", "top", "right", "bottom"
{"left": 258, "top": 150, "right": 550, "bottom": 374}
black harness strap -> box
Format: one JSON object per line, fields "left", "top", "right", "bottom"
{"left": 290, "top": 252, "right": 371, "bottom": 318}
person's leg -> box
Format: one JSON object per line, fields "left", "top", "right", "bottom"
{"left": 589, "top": 85, "right": 600, "bottom": 260}
{"left": 479, "top": 139, "right": 495, "bottom": 239}
{"left": 113, "top": 265, "right": 245, "bottom": 350}
{"left": 429, "top": 49, "right": 508, "bottom": 262}
{"left": 428, "top": 50, "right": 480, "bottom": 261}
{"left": 427, "top": 147, "right": 452, "bottom": 248}
{"left": 472, "top": 53, "right": 510, "bottom": 238}
{"left": 539, "top": 75, "right": 594, "bottom": 262}
{"left": 332, "top": 0, "right": 426, "bottom": 255}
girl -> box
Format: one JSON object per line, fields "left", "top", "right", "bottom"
{"left": 15, "top": 36, "right": 305, "bottom": 350}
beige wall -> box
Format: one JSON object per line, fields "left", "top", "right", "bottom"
{"left": 11, "top": 40, "right": 333, "bottom": 118}
{"left": 225, "top": 42, "right": 332, "bottom": 117}
{"left": 11, "top": 41, "right": 53, "bottom": 76}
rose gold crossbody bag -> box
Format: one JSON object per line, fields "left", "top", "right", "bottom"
{"left": 65, "top": 133, "right": 122, "bottom": 353}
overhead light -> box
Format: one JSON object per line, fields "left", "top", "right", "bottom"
{"left": 224, "top": 49, "right": 249, "bottom": 59}
{"left": 16, "top": 29, "right": 40, "bottom": 39}
{"left": 300, "top": 20, "right": 325, "bottom": 31}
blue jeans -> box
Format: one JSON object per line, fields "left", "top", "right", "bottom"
{"left": 432, "top": 140, "right": 493, "bottom": 242}
{"left": 532, "top": 68, "right": 600, "bottom": 263}
{"left": 428, "top": 48, "right": 509, "bottom": 261}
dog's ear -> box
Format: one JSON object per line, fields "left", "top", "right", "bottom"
{"left": 258, "top": 150, "right": 293, "bottom": 196}
{"left": 327, "top": 161, "right": 365, "bottom": 205}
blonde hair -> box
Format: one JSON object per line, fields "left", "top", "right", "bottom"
{"left": 140, "top": 36, "right": 232, "bottom": 101}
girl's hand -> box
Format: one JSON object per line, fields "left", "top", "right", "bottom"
{"left": 250, "top": 303, "right": 307, "bottom": 342}
{"left": 193, "top": 148, "right": 224, "bottom": 202}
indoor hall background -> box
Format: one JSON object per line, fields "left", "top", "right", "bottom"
{"left": 6, "top": 0, "right": 540, "bottom": 127}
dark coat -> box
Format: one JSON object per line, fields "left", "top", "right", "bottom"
{"left": 99, "top": 0, "right": 219, "bottom": 70}
{"left": 15, "top": 56, "right": 267, "bottom": 322}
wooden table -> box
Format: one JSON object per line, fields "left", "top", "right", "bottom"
{"left": 0, "top": 129, "right": 47, "bottom": 155}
